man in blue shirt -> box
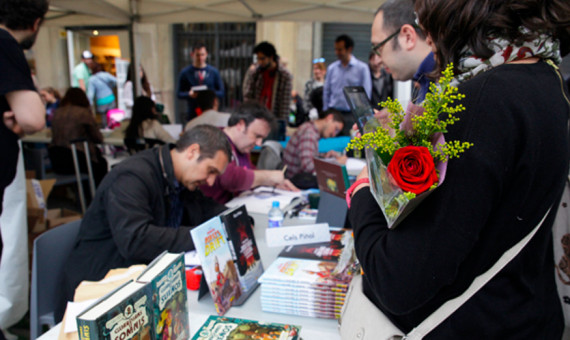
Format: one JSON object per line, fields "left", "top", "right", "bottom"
{"left": 371, "top": 0, "right": 434, "bottom": 103}
{"left": 323, "top": 34, "right": 371, "bottom": 135}
{"left": 177, "top": 42, "right": 225, "bottom": 122}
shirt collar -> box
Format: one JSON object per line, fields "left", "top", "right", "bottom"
{"left": 413, "top": 51, "right": 435, "bottom": 82}
{"left": 159, "top": 144, "right": 180, "bottom": 191}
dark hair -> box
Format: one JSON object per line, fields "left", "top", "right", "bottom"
{"left": 126, "top": 64, "right": 152, "bottom": 98}
{"left": 335, "top": 35, "right": 354, "bottom": 50}
{"left": 196, "top": 90, "right": 216, "bottom": 111}
{"left": 320, "top": 109, "right": 344, "bottom": 123}
{"left": 253, "top": 42, "right": 277, "bottom": 60}
{"left": 0, "top": 0, "right": 48, "bottom": 30}
{"left": 377, "top": 0, "right": 426, "bottom": 50}
{"left": 91, "top": 63, "right": 103, "bottom": 74}
{"left": 310, "top": 87, "right": 324, "bottom": 115}
{"left": 125, "top": 96, "right": 156, "bottom": 139}
{"left": 414, "top": 0, "right": 570, "bottom": 75}
{"left": 60, "top": 88, "right": 90, "bottom": 108}
{"left": 192, "top": 41, "right": 207, "bottom": 52}
{"left": 176, "top": 124, "right": 232, "bottom": 161}
{"left": 227, "top": 102, "right": 276, "bottom": 129}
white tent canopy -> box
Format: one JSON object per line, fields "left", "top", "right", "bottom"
{"left": 46, "top": 0, "right": 381, "bottom": 26}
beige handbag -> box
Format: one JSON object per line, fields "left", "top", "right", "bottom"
{"left": 339, "top": 207, "right": 552, "bottom": 340}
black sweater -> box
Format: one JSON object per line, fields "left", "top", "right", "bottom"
{"left": 349, "top": 61, "right": 569, "bottom": 339}
{"left": 58, "top": 145, "right": 226, "bottom": 320}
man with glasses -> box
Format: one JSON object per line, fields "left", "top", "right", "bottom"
{"left": 323, "top": 35, "right": 371, "bottom": 135}
{"left": 372, "top": 0, "right": 434, "bottom": 103}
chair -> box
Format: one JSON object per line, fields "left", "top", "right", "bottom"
{"left": 256, "top": 140, "right": 284, "bottom": 170}
{"left": 123, "top": 137, "right": 164, "bottom": 155}
{"left": 30, "top": 219, "right": 82, "bottom": 340}
{"left": 24, "top": 141, "right": 96, "bottom": 214}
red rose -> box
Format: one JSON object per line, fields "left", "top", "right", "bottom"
{"left": 387, "top": 146, "right": 438, "bottom": 195}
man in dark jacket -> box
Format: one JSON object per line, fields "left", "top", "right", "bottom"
{"left": 57, "top": 125, "right": 231, "bottom": 321}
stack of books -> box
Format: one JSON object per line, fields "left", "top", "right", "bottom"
{"left": 258, "top": 229, "right": 357, "bottom": 319}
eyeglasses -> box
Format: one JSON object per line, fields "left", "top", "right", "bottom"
{"left": 312, "top": 57, "right": 325, "bottom": 64}
{"left": 371, "top": 28, "right": 401, "bottom": 57}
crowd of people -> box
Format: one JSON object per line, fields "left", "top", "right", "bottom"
{"left": 1, "top": 0, "right": 570, "bottom": 339}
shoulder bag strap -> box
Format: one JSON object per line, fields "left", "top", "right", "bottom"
{"left": 406, "top": 205, "right": 552, "bottom": 340}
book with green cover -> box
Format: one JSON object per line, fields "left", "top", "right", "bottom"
{"left": 76, "top": 252, "right": 189, "bottom": 340}
{"left": 76, "top": 280, "right": 152, "bottom": 340}
{"left": 137, "top": 252, "right": 189, "bottom": 340}
{"left": 192, "top": 315, "right": 301, "bottom": 340}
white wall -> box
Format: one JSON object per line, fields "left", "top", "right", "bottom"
{"left": 255, "top": 21, "right": 313, "bottom": 93}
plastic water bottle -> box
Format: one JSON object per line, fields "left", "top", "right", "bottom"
{"left": 268, "top": 201, "right": 283, "bottom": 228}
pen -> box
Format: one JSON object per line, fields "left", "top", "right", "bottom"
{"left": 272, "top": 166, "right": 288, "bottom": 193}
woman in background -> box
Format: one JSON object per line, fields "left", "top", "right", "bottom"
{"left": 49, "top": 87, "right": 108, "bottom": 185}
{"left": 347, "top": 0, "right": 570, "bottom": 338}
{"left": 123, "top": 64, "right": 154, "bottom": 119}
{"left": 124, "top": 96, "right": 175, "bottom": 144}
{"left": 87, "top": 63, "right": 117, "bottom": 128}
{"left": 303, "top": 58, "right": 326, "bottom": 113}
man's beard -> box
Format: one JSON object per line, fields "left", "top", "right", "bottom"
{"left": 19, "top": 31, "right": 38, "bottom": 50}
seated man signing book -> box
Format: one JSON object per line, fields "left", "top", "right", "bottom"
{"left": 57, "top": 125, "right": 231, "bottom": 320}
{"left": 200, "top": 102, "right": 298, "bottom": 204}
{"left": 283, "top": 109, "right": 346, "bottom": 188}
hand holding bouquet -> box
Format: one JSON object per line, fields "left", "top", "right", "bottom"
{"left": 348, "top": 64, "right": 473, "bottom": 228}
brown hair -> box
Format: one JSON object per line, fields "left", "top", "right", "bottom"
{"left": 42, "top": 87, "right": 61, "bottom": 101}
{"left": 414, "top": 0, "right": 570, "bottom": 75}
{"left": 60, "top": 88, "right": 90, "bottom": 108}
{"left": 313, "top": 62, "right": 326, "bottom": 72}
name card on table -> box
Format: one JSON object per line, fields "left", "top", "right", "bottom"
{"left": 266, "top": 223, "right": 330, "bottom": 248}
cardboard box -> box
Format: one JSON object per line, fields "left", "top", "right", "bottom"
{"left": 26, "top": 178, "right": 56, "bottom": 233}
{"left": 26, "top": 178, "right": 82, "bottom": 233}
{"left": 46, "top": 208, "right": 81, "bottom": 229}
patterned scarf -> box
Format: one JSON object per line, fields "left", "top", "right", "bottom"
{"left": 452, "top": 27, "right": 562, "bottom": 85}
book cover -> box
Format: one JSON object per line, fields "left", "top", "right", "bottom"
{"left": 192, "top": 315, "right": 301, "bottom": 340}
{"left": 278, "top": 229, "right": 352, "bottom": 262}
{"left": 313, "top": 158, "right": 350, "bottom": 199}
{"left": 259, "top": 257, "right": 353, "bottom": 289}
{"left": 137, "top": 252, "right": 189, "bottom": 340}
{"left": 219, "top": 205, "right": 264, "bottom": 305}
{"left": 76, "top": 280, "right": 153, "bottom": 340}
{"left": 220, "top": 205, "right": 261, "bottom": 275}
{"left": 190, "top": 216, "right": 243, "bottom": 315}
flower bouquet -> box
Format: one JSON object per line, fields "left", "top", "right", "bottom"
{"left": 348, "top": 64, "right": 473, "bottom": 229}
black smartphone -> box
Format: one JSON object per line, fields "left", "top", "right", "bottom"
{"left": 343, "top": 86, "right": 375, "bottom": 133}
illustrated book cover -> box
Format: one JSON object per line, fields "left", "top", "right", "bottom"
{"left": 137, "top": 252, "right": 189, "bottom": 340}
{"left": 191, "top": 315, "right": 301, "bottom": 340}
{"left": 76, "top": 252, "right": 189, "bottom": 340}
{"left": 76, "top": 280, "right": 152, "bottom": 340}
{"left": 190, "top": 216, "right": 243, "bottom": 315}
{"left": 258, "top": 257, "right": 353, "bottom": 289}
{"left": 220, "top": 204, "right": 263, "bottom": 305}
